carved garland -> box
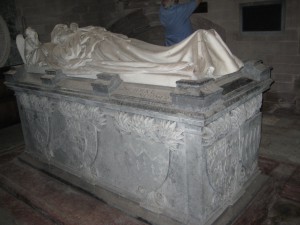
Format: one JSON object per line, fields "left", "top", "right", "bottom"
{"left": 58, "top": 101, "right": 106, "bottom": 128}
{"left": 18, "top": 93, "right": 53, "bottom": 112}
{"left": 114, "top": 112, "right": 184, "bottom": 152}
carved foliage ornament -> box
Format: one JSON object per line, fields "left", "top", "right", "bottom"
{"left": 18, "top": 93, "right": 53, "bottom": 113}
{"left": 202, "top": 94, "right": 262, "bottom": 146}
{"left": 58, "top": 101, "right": 106, "bottom": 129}
{"left": 17, "top": 93, "right": 52, "bottom": 158}
{"left": 18, "top": 93, "right": 107, "bottom": 168}
{"left": 114, "top": 112, "right": 184, "bottom": 151}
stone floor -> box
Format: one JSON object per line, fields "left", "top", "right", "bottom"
{"left": 0, "top": 112, "right": 299, "bottom": 225}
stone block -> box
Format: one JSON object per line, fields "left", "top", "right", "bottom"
{"left": 271, "top": 73, "right": 294, "bottom": 83}
{"left": 265, "top": 30, "right": 299, "bottom": 42}
{"left": 264, "top": 55, "right": 300, "bottom": 65}
{"left": 264, "top": 92, "right": 296, "bottom": 104}
{"left": 91, "top": 73, "right": 122, "bottom": 95}
{"left": 40, "top": 69, "right": 66, "bottom": 87}
{"left": 272, "top": 64, "right": 300, "bottom": 75}
{"left": 171, "top": 78, "right": 223, "bottom": 110}
{"left": 270, "top": 82, "right": 295, "bottom": 93}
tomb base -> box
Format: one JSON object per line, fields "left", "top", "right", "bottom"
{"left": 5, "top": 60, "right": 273, "bottom": 225}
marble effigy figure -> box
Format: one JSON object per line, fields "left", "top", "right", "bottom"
{"left": 17, "top": 23, "right": 243, "bottom": 86}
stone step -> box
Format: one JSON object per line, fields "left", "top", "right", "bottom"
{"left": 0, "top": 159, "right": 148, "bottom": 225}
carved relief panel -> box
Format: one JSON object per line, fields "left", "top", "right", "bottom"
{"left": 17, "top": 92, "right": 186, "bottom": 213}
{"left": 17, "top": 93, "right": 52, "bottom": 159}
{"left": 202, "top": 94, "right": 262, "bottom": 218}
{"left": 92, "top": 112, "right": 185, "bottom": 206}
{"left": 49, "top": 101, "right": 107, "bottom": 177}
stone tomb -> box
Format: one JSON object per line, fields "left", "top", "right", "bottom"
{"left": 5, "top": 60, "right": 272, "bottom": 225}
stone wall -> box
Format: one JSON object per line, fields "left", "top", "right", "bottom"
{"left": 12, "top": 0, "right": 300, "bottom": 114}
{"left": 198, "top": 0, "right": 300, "bottom": 114}
{"left": 14, "top": 0, "right": 122, "bottom": 42}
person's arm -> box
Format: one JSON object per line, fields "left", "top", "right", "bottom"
{"left": 177, "top": 0, "right": 202, "bottom": 20}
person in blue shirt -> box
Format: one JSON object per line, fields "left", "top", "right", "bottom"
{"left": 160, "top": 0, "right": 202, "bottom": 46}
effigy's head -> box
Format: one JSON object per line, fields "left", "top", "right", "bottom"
{"left": 51, "top": 24, "right": 74, "bottom": 45}
{"left": 161, "top": 0, "right": 178, "bottom": 8}
{"left": 70, "top": 23, "right": 78, "bottom": 32}
{"left": 25, "top": 27, "right": 38, "bottom": 41}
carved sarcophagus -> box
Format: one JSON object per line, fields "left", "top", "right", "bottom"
{"left": 5, "top": 60, "right": 272, "bottom": 225}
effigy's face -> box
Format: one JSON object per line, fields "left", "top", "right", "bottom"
{"left": 51, "top": 24, "right": 74, "bottom": 45}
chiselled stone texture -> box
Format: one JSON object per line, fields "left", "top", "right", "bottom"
{"left": 5, "top": 60, "right": 272, "bottom": 225}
